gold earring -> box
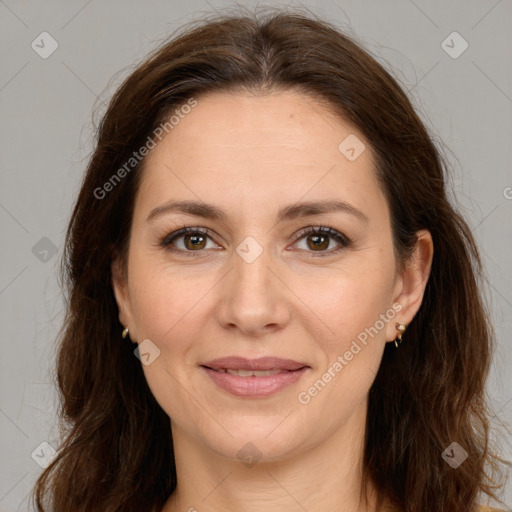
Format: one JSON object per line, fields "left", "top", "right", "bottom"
{"left": 394, "top": 323, "right": 406, "bottom": 348}
{"left": 122, "top": 327, "right": 129, "bottom": 339}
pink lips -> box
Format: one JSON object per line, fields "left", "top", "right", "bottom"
{"left": 201, "top": 356, "right": 310, "bottom": 398}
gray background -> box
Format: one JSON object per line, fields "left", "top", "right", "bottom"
{"left": 0, "top": 0, "right": 511, "bottom": 510}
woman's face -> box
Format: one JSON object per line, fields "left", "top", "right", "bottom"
{"left": 112, "top": 90, "right": 431, "bottom": 462}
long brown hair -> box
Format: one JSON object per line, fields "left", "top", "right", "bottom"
{"left": 32, "top": 7, "right": 507, "bottom": 512}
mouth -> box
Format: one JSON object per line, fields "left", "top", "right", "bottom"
{"left": 200, "top": 356, "right": 310, "bottom": 398}
{"left": 209, "top": 368, "right": 287, "bottom": 377}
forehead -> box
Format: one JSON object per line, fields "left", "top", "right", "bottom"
{"left": 135, "top": 90, "right": 386, "bottom": 223}
{"left": 151, "top": 89, "right": 363, "bottom": 158}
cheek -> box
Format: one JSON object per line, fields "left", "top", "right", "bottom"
{"left": 128, "top": 257, "right": 210, "bottom": 342}
{"left": 127, "top": 266, "right": 213, "bottom": 419}
{"left": 291, "top": 258, "right": 395, "bottom": 410}
{"left": 293, "top": 262, "right": 396, "bottom": 348}
{"left": 295, "top": 280, "right": 390, "bottom": 432}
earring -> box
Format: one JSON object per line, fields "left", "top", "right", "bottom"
{"left": 394, "top": 323, "right": 406, "bottom": 348}
{"left": 122, "top": 327, "right": 129, "bottom": 339}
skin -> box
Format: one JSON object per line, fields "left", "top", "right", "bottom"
{"left": 112, "top": 90, "right": 433, "bottom": 512}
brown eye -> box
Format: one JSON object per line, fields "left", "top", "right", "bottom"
{"left": 183, "top": 233, "right": 207, "bottom": 250}
{"left": 293, "top": 226, "right": 351, "bottom": 256}
{"left": 306, "top": 233, "right": 330, "bottom": 251}
{"left": 161, "top": 227, "right": 218, "bottom": 253}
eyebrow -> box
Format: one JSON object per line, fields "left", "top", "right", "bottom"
{"left": 146, "top": 199, "right": 369, "bottom": 224}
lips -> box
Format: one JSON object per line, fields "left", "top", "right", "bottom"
{"left": 217, "top": 368, "right": 282, "bottom": 377}
{"left": 200, "top": 356, "right": 310, "bottom": 398}
{"left": 202, "top": 356, "right": 307, "bottom": 372}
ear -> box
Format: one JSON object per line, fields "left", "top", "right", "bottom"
{"left": 386, "top": 229, "right": 434, "bottom": 341}
{"left": 111, "top": 257, "right": 136, "bottom": 339}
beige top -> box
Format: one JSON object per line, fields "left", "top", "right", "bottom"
{"left": 384, "top": 503, "right": 505, "bottom": 512}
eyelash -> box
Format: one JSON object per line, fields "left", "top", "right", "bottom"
{"left": 159, "top": 225, "right": 352, "bottom": 258}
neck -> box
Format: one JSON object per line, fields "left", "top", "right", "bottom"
{"left": 162, "top": 399, "right": 380, "bottom": 512}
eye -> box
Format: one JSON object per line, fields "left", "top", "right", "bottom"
{"left": 291, "top": 226, "right": 351, "bottom": 257}
{"left": 160, "top": 226, "right": 219, "bottom": 254}
{"left": 160, "top": 225, "right": 351, "bottom": 257}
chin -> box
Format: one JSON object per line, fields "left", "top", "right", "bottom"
{"left": 197, "top": 417, "right": 311, "bottom": 464}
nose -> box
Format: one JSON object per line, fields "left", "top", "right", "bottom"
{"left": 215, "top": 245, "right": 292, "bottom": 337}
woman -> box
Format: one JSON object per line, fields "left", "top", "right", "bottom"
{"left": 32, "top": 7, "right": 508, "bottom": 512}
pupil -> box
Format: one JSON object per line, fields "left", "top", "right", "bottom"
{"left": 186, "top": 234, "right": 205, "bottom": 249}
{"left": 309, "top": 234, "right": 328, "bottom": 250}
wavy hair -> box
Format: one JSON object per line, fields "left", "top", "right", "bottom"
{"left": 32, "top": 7, "right": 507, "bottom": 512}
